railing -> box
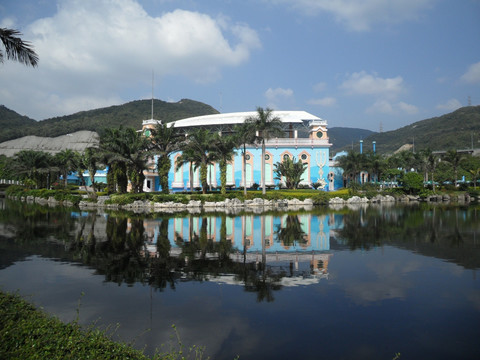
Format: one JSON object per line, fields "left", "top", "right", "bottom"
{"left": 0, "top": 179, "right": 22, "bottom": 185}
{"left": 260, "top": 138, "right": 331, "bottom": 147}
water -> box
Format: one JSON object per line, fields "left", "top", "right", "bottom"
{"left": 0, "top": 199, "right": 479, "bottom": 360}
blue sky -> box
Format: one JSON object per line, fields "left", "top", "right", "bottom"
{"left": 1, "top": 0, "right": 479, "bottom": 131}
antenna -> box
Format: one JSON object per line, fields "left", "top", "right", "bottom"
{"left": 151, "top": 70, "right": 154, "bottom": 120}
{"left": 468, "top": 96, "right": 471, "bottom": 106}
{"left": 379, "top": 121, "right": 383, "bottom": 133}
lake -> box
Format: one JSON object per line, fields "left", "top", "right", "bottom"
{"left": 0, "top": 199, "right": 479, "bottom": 360}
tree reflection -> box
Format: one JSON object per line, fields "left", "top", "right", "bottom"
{"left": 2, "top": 200, "right": 479, "bottom": 300}
{"left": 275, "top": 215, "right": 307, "bottom": 248}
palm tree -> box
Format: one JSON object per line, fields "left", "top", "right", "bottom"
{"left": 55, "top": 149, "right": 79, "bottom": 187}
{"left": 83, "top": 147, "right": 101, "bottom": 195}
{"left": 99, "top": 127, "right": 150, "bottom": 193}
{"left": 274, "top": 156, "right": 307, "bottom": 189}
{"left": 469, "top": 168, "right": 480, "bottom": 190}
{"left": 212, "top": 133, "right": 237, "bottom": 195}
{"left": 175, "top": 146, "right": 197, "bottom": 193}
{"left": 0, "top": 28, "right": 38, "bottom": 67}
{"left": 245, "top": 107, "right": 284, "bottom": 194}
{"left": 149, "top": 122, "right": 184, "bottom": 194}
{"left": 426, "top": 150, "right": 438, "bottom": 192}
{"left": 178, "top": 129, "right": 217, "bottom": 194}
{"left": 10, "top": 150, "right": 52, "bottom": 188}
{"left": 234, "top": 123, "right": 257, "bottom": 196}
{"left": 336, "top": 150, "right": 364, "bottom": 186}
{"left": 444, "top": 149, "right": 463, "bottom": 187}
{"left": 363, "top": 152, "right": 385, "bottom": 183}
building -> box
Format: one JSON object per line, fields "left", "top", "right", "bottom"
{"left": 141, "top": 110, "right": 339, "bottom": 192}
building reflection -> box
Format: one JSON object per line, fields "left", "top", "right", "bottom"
{"left": 142, "top": 213, "right": 333, "bottom": 287}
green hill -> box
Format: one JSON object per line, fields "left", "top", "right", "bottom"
{"left": 367, "top": 105, "right": 480, "bottom": 154}
{"left": 328, "top": 127, "right": 376, "bottom": 153}
{"left": 0, "top": 99, "right": 219, "bottom": 143}
{"left": 0, "top": 105, "right": 37, "bottom": 141}
{"left": 1, "top": 101, "right": 479, "bottom": 155}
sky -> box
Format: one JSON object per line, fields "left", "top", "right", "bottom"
{"left": 0, "top": 0, "right": 479, "bottom": 131}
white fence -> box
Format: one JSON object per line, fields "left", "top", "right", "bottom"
{"left": 0, "top": 179, "right": 22, "bottom": 185}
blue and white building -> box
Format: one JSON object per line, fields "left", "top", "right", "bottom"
{"left": 141, "top": 111, "right": 342, "bottom": 192}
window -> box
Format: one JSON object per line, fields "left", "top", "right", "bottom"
{"left": 283, "top": 154, "right": 290, "bottom": 161}
{"left": 301, "top": 154, "right": 307, "bottom": 160}
{"left": 265, "top": 154, "right": 270, "bottom": 160}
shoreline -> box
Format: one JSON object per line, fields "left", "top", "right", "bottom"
{"left": 7, "top": 191, "right": 475, "bottom": 214}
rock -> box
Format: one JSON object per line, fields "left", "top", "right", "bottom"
{"left": 203, "top": 201, "right": 217, "bottom": 208}
{"left": 187, "top": 200, "right": 202, "bottom": 208}
{"left": 329, "top": 197, "right": 345, "bottom": 204}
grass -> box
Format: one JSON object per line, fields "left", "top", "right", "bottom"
{"left": 0, "top": 291, "right": 208, "bottom": 360}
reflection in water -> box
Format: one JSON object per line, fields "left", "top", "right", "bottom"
{"left": 1, "top": 200, "right": 480, "bottom": 298}
{"left": 1, "top": 200, "right": 480, "bottom": 359}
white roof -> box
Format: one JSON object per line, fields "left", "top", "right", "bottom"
{"left": 168, "top": 110, "right": 325, "bottom": 128}
{"left": 0, "top": 130, "right": 99, "bottom": 157}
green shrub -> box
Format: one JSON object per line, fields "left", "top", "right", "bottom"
{"left": 5, "top": 185, "right": 26, "bottom": 197}
{"left": 311, "top": 192, "right": 330, "bottom": 205}
{"left": 419, "top": 189, "right": 435, "bottom": 198}
{"left": 401, "top": 172, "right": 424, "bottom": 194}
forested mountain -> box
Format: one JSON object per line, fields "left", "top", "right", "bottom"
{"left": 0, "top": 99, "right": 219, "bottom": 143}
{"left": 1, "top": 100, "right": 479, "bottom": 155}
{"left": 328, "top": 127, "right": 376, "bottom": 152}
{"left": 366, "top": 106, "right": 480, "bottom": 154}
{"left": 0, "top": 105, "right": 36, "bottom": 132}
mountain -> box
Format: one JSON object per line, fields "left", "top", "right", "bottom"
{"left": 365, "top": 105, "right": 480, "bottom": 154}
{"left": 1, "top": 101, "right": 479, "bottom": 155}
{"left": 328, "top": 127, "right": 376, "bottom": 153}
{"left": 0, "top": 99, "right": 219, "bottom": 143}
{"left": 0, "top": 105, "right": 37, "bottom": 142}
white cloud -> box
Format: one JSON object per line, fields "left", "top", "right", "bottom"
{"left": 268, "top": 0, "right": 434, "bottom": 31}
{"left": 341, "top": 71, "right": 404, "bottom": 97}
{"left": 308, "top": 97, "right": 336, "bottom": 107}
{"left": 313, "top": 82, "right": 327, "bottom": 92}
{"left": 366, "top": 100, "right": 418, "bottom": 115}
{"left": 0, "top": 0, "right": 260, "bottom": 119}
{"left": 461, "top": 61, "right": 480, "bottom": 84}
{"left": 265, "top": 87, "right": 294, "bottom": 109}
{"left": 436, "top": 98, "right": 462, "bottom": 111}
{"left": 398, "top": 101, "right": 419, "bottom": 115}
{"left": 367, "top": 100, "right": 394, "bottom": 114}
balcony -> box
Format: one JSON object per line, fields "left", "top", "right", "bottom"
{"left": 255, "top": 137, "right": 331, "bottom": 148}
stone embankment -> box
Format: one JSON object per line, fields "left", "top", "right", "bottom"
{"left": 11, "top": 192, "right": 475, "bottom": 214}
{"left": 11, "top": 191, "right": 475, "bottom": 214}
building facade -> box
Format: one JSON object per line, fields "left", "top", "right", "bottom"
{"left": 141, "top": 110, "right": 340, "bottom": 192}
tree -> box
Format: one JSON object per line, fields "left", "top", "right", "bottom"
{"left": 55, "top": 149, "right": 78, "bottom": 187}
{"left": 99, "top": 127, "right": 150, "bottom": 193}
{"left": 175, "top": 146, "right": 197, "bottom": 193}
{"left": 211, "top": 133, "right": 237, "bottom": 195}
{"left": 444, "top": 149, "right": 463, "bottom": 186}
{"left": 149, "top": 122, "right": 184, "bottom": 194}
{"left": 0, "top": 28, "right": 38, "bottom": 67}
{"left": 388, "top": 150, "right": 416, "bottom": 172}
{"left": 469, "top": 168, "right": 480, "bottom": 190}
{"left": 426, "top": 150, "right": 438, "bottom": 192}
{"left": 402, "top": 172, "right": 424, "bottom": 194}
{"left": 10, "top": 150, "right": 52, "bottom": 188}
{"left": 234, "top": 123, "right": 257, "bottom": 196}
{"left": 364, "top": 152, "right": 386, "bottom": 183}
{"left": 177, "top": 129, "right": 217, "bottom": 194}
{"left": 84, "top": 147, "right": 101, "bottom": 196}
{"left": 274, "top": 156, "right": 307, "bottom": 189}
{"left": 336, "top": 151, "right": 365, "bottom": 186}
{"left": 245, "top": 107, "right": 284, "bottom": 194}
